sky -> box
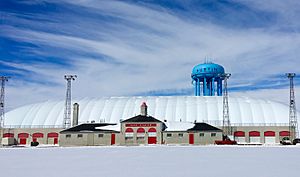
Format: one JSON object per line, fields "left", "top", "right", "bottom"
{"left": 1, "top": 0, "right": 300, "bottom": 111}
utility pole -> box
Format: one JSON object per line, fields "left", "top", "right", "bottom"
{"left": 286, "top": 73, "right": 298, "bottom": 140}
{"left": 222, "top": 73, "right": 231, "bottom": 140}
{"left": 0, "top": 76, "right": 10, "bottom": 128}
{"left": 63, "top": 75, "right": 77, "bottom": 129}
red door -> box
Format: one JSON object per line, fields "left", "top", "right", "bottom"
{"left": 111, "top": 134, "right": 116, "bottom": 145}
{"left": 148, "top": 137, "right": 156, "bottom": 144}
{"left": 54, "top": 138, "right": 58, "bottom": 145}
{"left": 189, "top": 133, "right": 194, "bottom": 144}
{"left": 148, "top": 128, "right": 157, "bottom": 144}
{"left": 20, "top": 138, "right": 26, "bottom": 145}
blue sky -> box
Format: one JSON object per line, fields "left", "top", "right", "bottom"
{"left": 1, "top": 0, "right": 300, "bottom": 110}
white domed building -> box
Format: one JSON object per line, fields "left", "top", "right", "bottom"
{"left": 1, "top": 62, "right": 297, "bottom": 146}
{"left": 4, "top": 96, "right": 290, "bottom": 127}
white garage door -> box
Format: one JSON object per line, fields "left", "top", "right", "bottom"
{"left": 249, "top": 137, "right": 261, "bottom": 143}
{"left": 265, "top": 137, "right": 276, "bottom": 144}
{"left": 235, "top": 137, "right": 246, "bottom": 143}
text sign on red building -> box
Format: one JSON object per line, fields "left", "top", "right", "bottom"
{"left": 126, "top": 123, "right": 156, "bottom": 127}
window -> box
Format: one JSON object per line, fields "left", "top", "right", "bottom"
{"left": 66, "top": 134, "right": 71, "bottom": 138}
{"left": 125, "top": 133, "right": 134, "bottom": 138}
{"left": 199, "top": 133, "right": 204, "bottom": 137}
{"left": 167, "top": 133, "right": 172, "bottom": 137}
{"left": 136, "top": 137, "right": 144, "bottom": 140}
{"left": 77, "top": 134, "right": 83, "bottom": 138}
{"left": 125, "top": 128, "right": 134, "bottom": 138}
{"left": 125, "top": 137, "right": 133, "bottom": 140}
{"left": 178, "top": 133, "right": 184, "bottom": 137}
{"left": 211, "top": 133, "right": 216, "bottom": 137}
{"left": 137, "top": 128, "right": 145, "bottom": 137}
{"left": 98, "top": 134, "right": 104, "bottom": 138}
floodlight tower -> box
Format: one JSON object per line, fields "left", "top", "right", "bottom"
{"left": 63, "top": 75, "right": 77, "bottom": 129}
{"left": 0, "top": 76, "right": 10, "bottom": 128}
{"left": 286, "top": 73, "right": 298, "bottom": 140}
{"left": 222, "top": 73, "right": 231, "bottom": 139}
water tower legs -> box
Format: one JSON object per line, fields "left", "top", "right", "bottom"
{"left": 217, "top": 79, "right": 222, "bottom": 96}
{"left": 212, "top": 78, "right": 215, "bottom": 96}
{"left": 203, "top": 77, "right": 207, "bottom": 96}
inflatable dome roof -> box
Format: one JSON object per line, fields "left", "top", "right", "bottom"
{"left": 4, "top": 96, "right": 295, "bottom": 128}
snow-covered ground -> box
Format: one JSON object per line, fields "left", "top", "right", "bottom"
{"left": 0, "top": 145, "right": 299, "bottom": 177}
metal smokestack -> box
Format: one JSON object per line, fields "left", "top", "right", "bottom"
{"left": 72, "top": 103, "right": 79, "bottom": 126}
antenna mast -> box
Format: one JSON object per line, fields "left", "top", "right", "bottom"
{"left": 222, "top": 73, "right": 231, "bottom": 139}
{"left": 286, "top": 73, "right": 298, "bottom": 140}
{"left": 0, "top": 76, "right": 10, "bottom": 128}
{"left": 63, "top": 75, "right": 77, "bottom": 129}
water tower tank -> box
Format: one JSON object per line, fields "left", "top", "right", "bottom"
{"left": 191, "top": 62, "right": 225, "bottom": 96}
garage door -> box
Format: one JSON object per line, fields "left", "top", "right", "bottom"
{"left": 249, "top": 131, "right": 261, "bottom": 143}
{"left": 32, "top": 133, "right": 44, "bottom": 143}
{"left": 47, "top": 132, "right": 59, "bottom": 145}
{"left": 264, "top": 131, "right": 276, "bottom": 144}
{"left": 279, "top": 131, "right": 290, "bottom": 141}
{"left": 279, "top": 131, "right": 290, "bottom": 136}
{"left": 235, "top": 137, "right": 246, "bottom": 143}
{"left": 265, "top": 137, "right": 276, "bottom": 144}
{"left": 249, "top": 137, "right": 260, "bottom": 143}
{"left": 234, "top": 131, "right": 246, "bottom": 143}
{"left": 18, "top": 133, "right": 29, "bottom": 145}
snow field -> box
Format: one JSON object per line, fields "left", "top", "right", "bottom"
{"left": 0, "top": 145, "right": 299, "bottom": 177}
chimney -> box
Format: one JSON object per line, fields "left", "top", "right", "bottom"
{"left": 140, "top": 102, "right": 147, "bottom": 116}
{"left": 72, "top": 103, "right": 79, "bottom": 126}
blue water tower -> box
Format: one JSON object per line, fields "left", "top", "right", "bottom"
{"left": 191, "top": 62, "right": 225, "bottom": 96}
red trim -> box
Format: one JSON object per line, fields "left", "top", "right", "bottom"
{"left": 125, "top": 128, "right": 134, "bottom": 133}
{"left": 279, "top": 131, "right": 290, "bottom": 136}
{"left": 249, "top": 131, "right": 260, "bottom": 137}
{"left": 33, "top": 133, "right": 44, "bottom": 138}
{"left": 148, "top": 128, "right": 156, "bottom": 132}
{"left": 47, "top": 132, "right": 59, "bottom": 138}
{"left": 137, "top": 128, "right": 145, "bottom": 133}
{"left": 126, "top": 123, "right": 156, "bottom": 127}
{"left": 264, "top": 131, "right": 275, "bottom": 137}
{"left": 18, "top": 133, "right": 29, "bottom": 138}
{"left": 3, "top": 133, "right": 14, "bottom": 138}
{"left": 234, "top": 131, "right": 245, "bottom": 137}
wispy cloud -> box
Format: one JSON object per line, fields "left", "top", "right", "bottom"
{"left": 1, "top": 0, "right": 300, "bottom": 111}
